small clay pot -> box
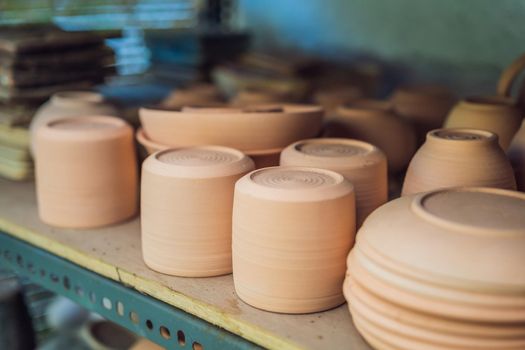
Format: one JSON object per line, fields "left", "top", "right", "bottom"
{"left": 328, "top": 99, "right": 417, "bottom": 173}
{"left": 508, "top": 120, "right": 525, "bottom": 191}
{"left": 280, "top": 138, "right": 387, "bottom": 226}
{"left": 390, "top": 84, "right": 455, "bottom": 143}
{"left": 233, "top": 166, "right": 356, "bottom": 313}
{"left": 402, "top": 128, "right": 516, "bottom": 195}
{"left": 141, "top": 146, "right": 254, "bottom": 277}
{"left": 230, "top": 88, "right": 287, "bottom": 106}
{"left": 136, "top": 128, "right": 281, "bottom": 169}
{"left": 161, "top": 83, "right": 223, "bottom": 108}
{"left": 35, "top": 116, "right": 137, "bottom": 228}
{"left": 30, "top": 91, "right": 118, "bottom": 156}
{"left": 444, "top": 96, "right": 523, "bottom": 150}
{"left": 139, "top": 104, "right": 323, "bottom": 151}
{"left": 312, "top": 85, "right": 364, "bottom": 117}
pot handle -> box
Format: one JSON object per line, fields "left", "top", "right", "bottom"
{"left": 497, "top": 53, "right": 525, "bottom": 97}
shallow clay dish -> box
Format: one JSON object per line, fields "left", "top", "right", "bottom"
{"left": 444, "top": 96, "right": 522, "bottom": 150}
{"left": 139, "top": 104, "right": 323, "bottom": 151}
{"left": 280, "top": 138, "right": 387, "bottom": 226}
{"left": 141, "top": 146, "right": 254, "bottom": 277}
{"left": 233, "top": 166, "right": 355, "bottom": 313}
{"left": 35, "top": 116, "right": 137, "bottom": 228}
{"left": 402, "top": 128, "right": 517, "bottom": 195}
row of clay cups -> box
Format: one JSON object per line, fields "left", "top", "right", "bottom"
{"left": 35, "top": 116, "right": 138, "bottom": 228}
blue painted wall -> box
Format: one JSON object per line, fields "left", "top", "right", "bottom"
{"left": 237, "top": 0, "right": 525, "bottom": 95}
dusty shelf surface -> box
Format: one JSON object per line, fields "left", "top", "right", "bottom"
{"left": 0, "top": 178, "right": 371, "bottom": 350}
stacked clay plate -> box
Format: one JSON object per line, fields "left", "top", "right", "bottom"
{"left": 344, "top": 187, "right": 525, "bottom": 350}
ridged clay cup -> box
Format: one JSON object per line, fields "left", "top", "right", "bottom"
{"left": 233, "top": 166, "right": 356, "bottom": 313}
{"left": 402, "top": 128, "right": 516, "bottom": 196}
{"left": 35, "top": 116, "right": 137, "bottom": 228}
{"left": 328, "top": 99, "right": 417, "bottom": 173}
{"left": 141, "top": 146, "right": 254, "bottom": 277}
{"left": 280, "top": 138, "right": 387, "bottom": 227}
{"left": 344, "top": 187, "right": 525, "bottom": 349}
{"left": 444, "top": 96, "right": 523, "bottom": 150}
{"left": 30, "top": 91, "right": 119, "bottom": 156}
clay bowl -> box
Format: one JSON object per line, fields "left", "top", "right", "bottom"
{"left": 280, "top": 138, "right": 387, "bottom": 227}
{"left": 312, "top": 85, "right": 364, "bottom": 117}
{"left": 230, "top": 88, "right": 288, "bottom": 106}
{"left": 444, "top": 96, "right": 523, "bottom": 150}
{"left": 35, "top": 116, "right": 138, "bottom": 228}
{"left": 232, "top": 166, "right": 356, "bottom": 313}
{"left": 139, "top": 104, "right": 323, "bottom": 152}
{"left": 161, "top": 83, "right": 223, "bottom": 108}
{"left": 136, "top": 127, "right": 282, "bottom": 169}
{"left": 508, "top": 119, "right": 525, "bottom": 191}
{"left": 390, "top": 84, "right": 455, "bottom": 140}
{"left": 141, "top": 146, "right": 254, "bottom": 277}
{"left": 402, "top": 128, "right": 516, "bottom": 196}
{"left": 328, "top": 99, "right": 417, "bottom": 173}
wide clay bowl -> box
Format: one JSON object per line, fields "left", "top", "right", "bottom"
{"left": 141, "top": 146, "right": 254, "bottom": 277}
{"left": 136, "top": 127, "right": 282, "bottom": 169}
{"left": 402, "top": 128, "right": 517, "bottom": 195}
{"left": 280, "top": 138, "right": 387, "bottom": 226}
{"left": 444, "top": 96, "right": 522, "bottom": 150}
{"left": 139, "top": 104, "right": 323, "bottom": 151}
{"left": 233, "top": 166, "right": 356, "bottom": 313}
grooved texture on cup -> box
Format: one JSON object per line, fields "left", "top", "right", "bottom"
{"left": 141, "top": 146, "right": 254, "bottom": 277}
{"left": 280, "top": 138, "right": 387, "bottom": 227}
{"left": 232, "top": 166, "right": 356, "bottom": 313}
{"left": 35, "top": 116, "right": 137, "bottom": 228}
{"left": 402, "top": 128, "right": 517, "bottom": 196}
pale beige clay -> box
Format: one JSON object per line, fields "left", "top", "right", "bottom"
{"left": 35, "top": 116, "right": 137, "bottom": 228}
{"left": 136, "top": 127, "right": 282, "bottom": 169}
{"left": 233, "top": 166, "right": 356, "bottom": 313}
{"left": 344, "top": 187, "right": 525, "bottom": 349}
{"left": 402, "top": 128, "right": 516, "bottom": 195}
{"left": 138, "top": 104, "right": 323, "bottom": 152}
{"left": 280, "top": 138, "right": 387, "bottom": 226}
{"left": 327, "top": 99, "right": 417, "bottom": 173}
{"left": 30, "top": 91, "right": 118, "bottom": 156}
{"left": 444, "top": 96, "right": 522, "bottom": 150}
{"left": 141, "top": 146, "right": 254, "bottom": 277}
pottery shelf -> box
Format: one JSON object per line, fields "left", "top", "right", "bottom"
{"left": 0, "top": 178, "right": 371, "bottom": 350}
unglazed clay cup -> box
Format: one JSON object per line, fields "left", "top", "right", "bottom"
{"left": 328, "top": 99, "right": 417, "bottom": 173}
{"left": 136, "top": 128, "right": 281, "bottom": 169}
{"left": 390, "top": 84, "right": 455, "bottom": 143}
{"left": 30, "top": 91, "right": 119, "bottom": 156}
{"left": 139, "top": 104, "right": 323, "bottom": 151}
{"left": 508, "top": 119, "right": 525, "bottom": 191}
{"left": 232, "top": 166, "right": 356, "bottom": 313}
{"left": 402, "top": 128, "right": 516, "bottom": 196}
{"left": 280, "top": 138, "right": 387, "bottom": 227}
{"left": 444, "top": 96, "right": 523, "bottom": 150}
{"left": 344, "top": 187, "right": 525, "bottom": 349}
{"left": 141, "top": 146, "right": 254, "bottom": 277}
{"left": 35, "top": 116, "right": 137, "bottom": 228}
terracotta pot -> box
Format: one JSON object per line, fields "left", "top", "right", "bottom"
{"left": 139, "top": 104, "right": 323, "bottom": 152}
{"left": 280, "top": 138, "right": 387, "bottom": 227}
{"left": 444, "top": 96, "right": 523, "bottom": 150}
{"left": 312, "top": 85, "right": 364, "bottom": 117}
{"left": 232, "top": 166, "right": 356, "bottom": 313}
{"left": 30, "top": 91, "right": 118, "bottom": 156}
{"left": 344, "top": 187, "right": 525, "bottom": 349}
{"left": 136, "top": 128, "right": 281, "bottom": 169}
{"left": 161, "top": 83, "right": 223, "bottom": 108}
{"left": 35, "top": 116, "right": 138, "bottom": 228}
{"left": 390, "top": 84, "right": 455, "bottom": 143}
{"left": 327, "top": 99, "right": 417, "bottom": 173}
{"left": 508, "top": 120, "right": 525, "bottom": 191}
{"left": 402, "top": 128, "right": 516, "bottom": 195}
{"left": 141, "top": 146, "right": 254, "bottom": 277}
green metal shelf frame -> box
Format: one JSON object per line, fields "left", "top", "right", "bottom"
{"left": 0, "top": 232, "right": 261, "bottom": 350}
